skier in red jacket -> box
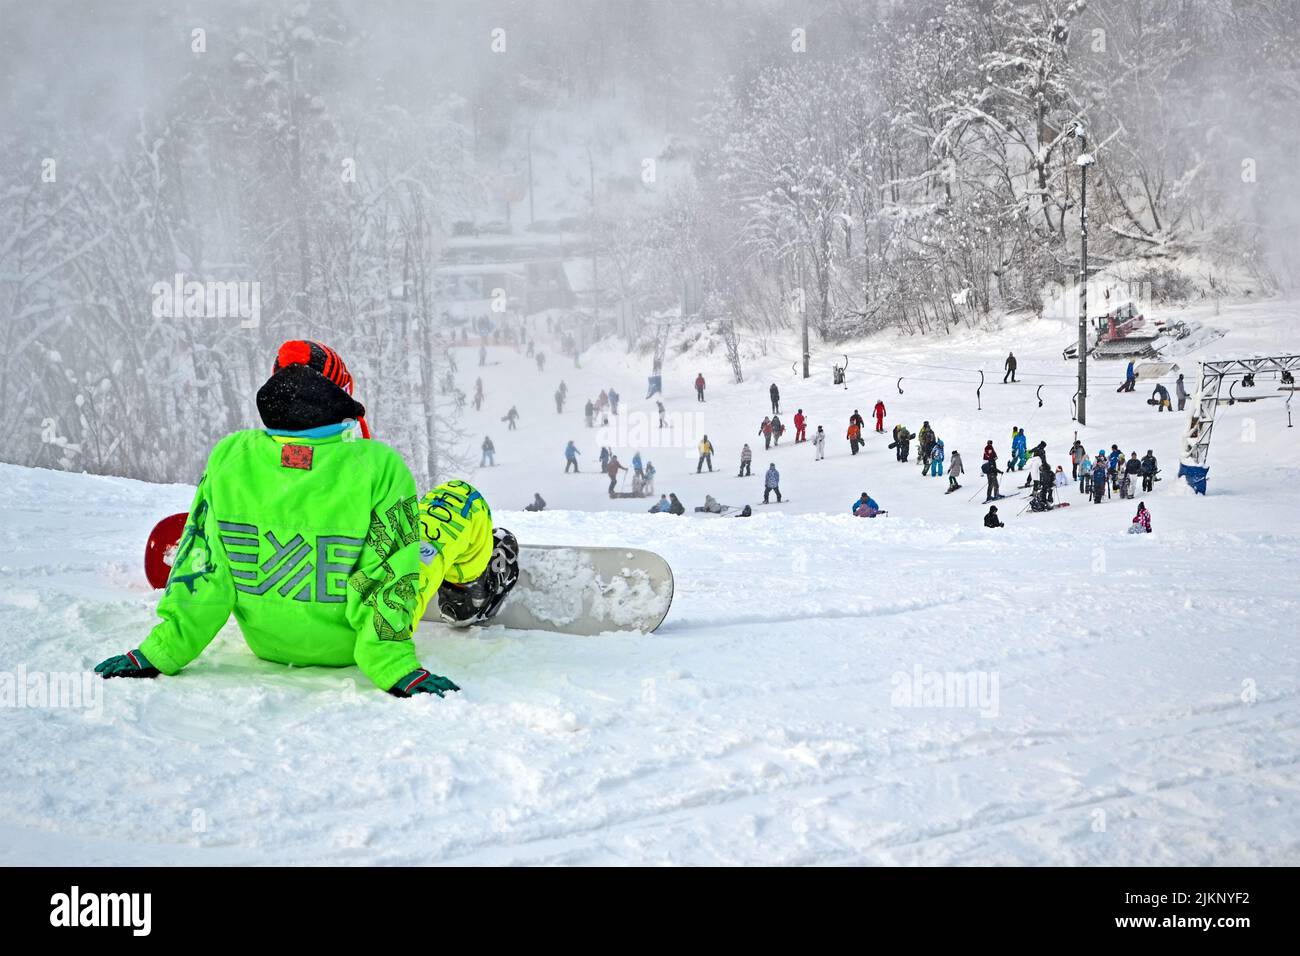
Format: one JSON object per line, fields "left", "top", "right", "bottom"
{"left": 793, "top": 409, "right": 807, "bottom": 443}
{"left": 873, "top": 400, "right": 886, "bottom": 433}
{"left": 694, "top": 373, "right": 706, "bottom": 402}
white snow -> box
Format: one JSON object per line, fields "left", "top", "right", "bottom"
{"left": 2, "top": 297, "right": 1298, "bottom": 864}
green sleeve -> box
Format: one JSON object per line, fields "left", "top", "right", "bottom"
{"left": 345, "top": 455, "right": 423, "bottom": 691}
{"left": 139, "top": 471, "right": 236, "bottom": 675}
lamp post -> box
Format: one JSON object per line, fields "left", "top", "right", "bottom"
{"left": 1074, "top": 123, "right": 1094, "bottom": 427}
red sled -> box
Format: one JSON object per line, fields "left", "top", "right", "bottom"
{"left": 144, "top": 512, "right": 189, "bottom": 589}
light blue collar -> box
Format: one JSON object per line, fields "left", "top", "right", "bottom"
{"left": 265, "top": 419, "right": 357, "bottom": 439}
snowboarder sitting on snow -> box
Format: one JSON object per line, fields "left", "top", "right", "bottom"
{"left": 525, "top": 493, "right": 547, "bottom": 512}
{"left": 984, "top": 506, "right": 1005, "bottom": 528}
{"left": 95, "top": 340, "right": 520, "bottom": 698}
{"left": 851, "top": 492, "right": 880, "bottom": 517}
{"left": 1129, "top": 502, "right": 1152, "bottom": 534}
{"left": 763, "top": 464, "right": 782, "bottom": 504}
{"left": 649, "top": 494, "right": 670, "bottom": 514}
{"left": 1141, "top": 450, "right": 1158, "bottom": 492}
{"left": 695, "top": 495, "right": 724, "bottom": 514}
{"left": 668, "top": 493, "right": 686, "bottom": 516}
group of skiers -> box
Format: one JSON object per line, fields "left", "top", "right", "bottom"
{"left": 591, "top": 445, "right": 658, "bottom": 498}
{"left": 1068, "top": 440, "right": 1159, "bottom": 503}
{"left": 583, "top": 387, "right": 621, "bottom": 427}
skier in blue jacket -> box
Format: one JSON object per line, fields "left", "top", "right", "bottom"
{"left": 564, "top": 440, "right": 580, "bottom": 473}
{"left": 851, "top": 492, "right": 880, "bottom": 517}
{"left": 929, "top": 438, "right": 945, "bottom": 477}
{"left": 1011, "top": 428, "right": 1028, "bottom": 471}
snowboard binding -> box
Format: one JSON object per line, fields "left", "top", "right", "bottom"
{"left": 436, "top": 527, "right": 519, "bottom": 627}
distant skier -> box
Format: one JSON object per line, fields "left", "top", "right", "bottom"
{"left": 813, "top": 425, "right": 826, "bottom": 461}
{"left": 1176, "top": 374, "right": 1188, "bottom": 411}
{"left": 918, "top": 421, "right": 935, "bottom": 473}
{"left": 1003, "top": 351, "right": 1017, "bottom": 383}
{"left": 1078, "top": 453, "right": 1093, "bottom": 495}
{"left": 554, "top": 388, "right": 565, "bottom": 414}
{"left": 770, "top": 382, "right": 781, "bottom": 415}
{"left": 793, "top": 409, "right": 807, "bottom": 443}
{"left": 473, "top": 377, "right": 484, "bottom": 411}
{"left": 894, "top": 424, "right": 914, "bottom": 463}
{"left": 564, "top": 440, "right": 580, "bottom": 473}
{"left": 694, "top": 372, "right": 706, "bottom": 402}
{"left": 481, "top": 435, "right": 496, "bottom": 467}
{"left": 1121, "top": 451, "right": 1141, "bottom": 499}
{"left": 479, "top": 343, "right": 487, "bottom": 367}
{"left": 1151, "top": 383, "right": 1171, "bottom": 412}
{"left": 697, "top": 435, "right": 715, "bottom": 473}
{"left": 1141, "top": 449, "right": 1158, "bottom": 492}
{"left": 606, "top": 454, "right": 628, "bottom": 495}
{"left": 982, "top": 451, "right": 1002, "bottom": 501}
{"left": 536, "top": 352, "right": 546, "bottom": 372}
{"left": 642, "top": 462, "right": 657, "bottom": 495}
{"left": 1129, "top": 501, "right": 1152, "bottom": 534}
{"left": 851, "top": 492, "right": 880, "bottom": 517}
{"left": 984, "top": 505, "right": 1005, "bottom": 528}
{"left": 872, "top": 400, "right": 886, "bottom": 433}
{"left": 524, "top": 493, "right": 547, "bottom": 512}
{"left": 763, "top": 463, "right": 782, "bottom": 504}
{"left": 1090, "top": 455, "right": 1109, "bottom": 504}
{"left": 929, "top": 437, "right": 945, "bottom": 477}
{"left": 1117, "top": 360, "right": 1137, "bottom": 392}
{"left": 632, "top": 450, "right": 644, "bottom": 481}
{"left": 771, "top": 415, "right": 784, "bottom": 446}
{"left": 503, "top": 406, "right": 519, "bottom": 430}
{"left": 609, "top": 388, "right": 620, "bottom": 415}
{"left": 850, "top": 409, "right": 866, "bottom": 431}
{"left": 846, "top": 419, "right": 863, "bottom": 456}
{"left": 1069, "top": 438, "right": 1086, "bottom": 480}
{"left": 760, "top": 416, "right": 773, "bottom": 450}
{"left": 657, "top": 400, "right": 667, "bottom": 429}
{"left": 584, "top": 399, "right": 595, "bottom": 427}
{"left": 947, "top": 450, "right": 963, "bottom": 492}
{"left": 1010, "top": 427, "right": 1028, "bottom": 471}
{"left": 738, "top": 442, "right": 753, "bottom": 477}
{"left": 599, "top": 446, "right": 611, "bottom": 471}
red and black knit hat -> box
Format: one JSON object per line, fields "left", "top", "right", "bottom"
{"left": 273, "top": 340, "right": 356, "bottom": 396}
{"left": 257, "top": 340, "right": 371, "bottom": 437}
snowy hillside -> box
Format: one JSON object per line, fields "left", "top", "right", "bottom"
{"left": 2, "top": 298, "right": 1298, "bottom": 865}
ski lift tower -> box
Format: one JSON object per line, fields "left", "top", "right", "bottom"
{"left": 1178, "top": 353, "right": 1300, "bottom": 493}
{"left": 1073, "top": 123, "right": 1095, "bottom": 427}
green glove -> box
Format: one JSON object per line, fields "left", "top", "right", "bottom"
{"left": 95, "top": 649, "right": 160, "bottom": 679}
{"left": 388, "top": 668, "right": 460, "bottom": 698}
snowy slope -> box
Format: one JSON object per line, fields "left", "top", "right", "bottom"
{"left": 1, "top": 298, "right": 1298, "bottom": 865}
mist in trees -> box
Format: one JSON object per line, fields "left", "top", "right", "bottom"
{"left": 2, "top": 0, "right": 1296, "bottom": 481}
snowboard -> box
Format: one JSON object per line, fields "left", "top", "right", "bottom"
{"left": 944, "top": 484, "right": 963, "bottom": 494}
{"left": 145, "top": 515, "right": 674, "bottom": 635}
{"left": 426, "top": 544, "right": 674, "bottom": 635}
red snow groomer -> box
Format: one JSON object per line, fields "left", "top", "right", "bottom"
{"left": 1062, "top": 301, "right": 1162, "bottom": 360}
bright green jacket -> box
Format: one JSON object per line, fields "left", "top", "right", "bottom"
{"left": 140, "top": 427, "right": 423, "bottom": 691}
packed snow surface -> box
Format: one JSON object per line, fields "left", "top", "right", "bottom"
{"left": 2, "top": 297, "right": 1298, "bottom": 864}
